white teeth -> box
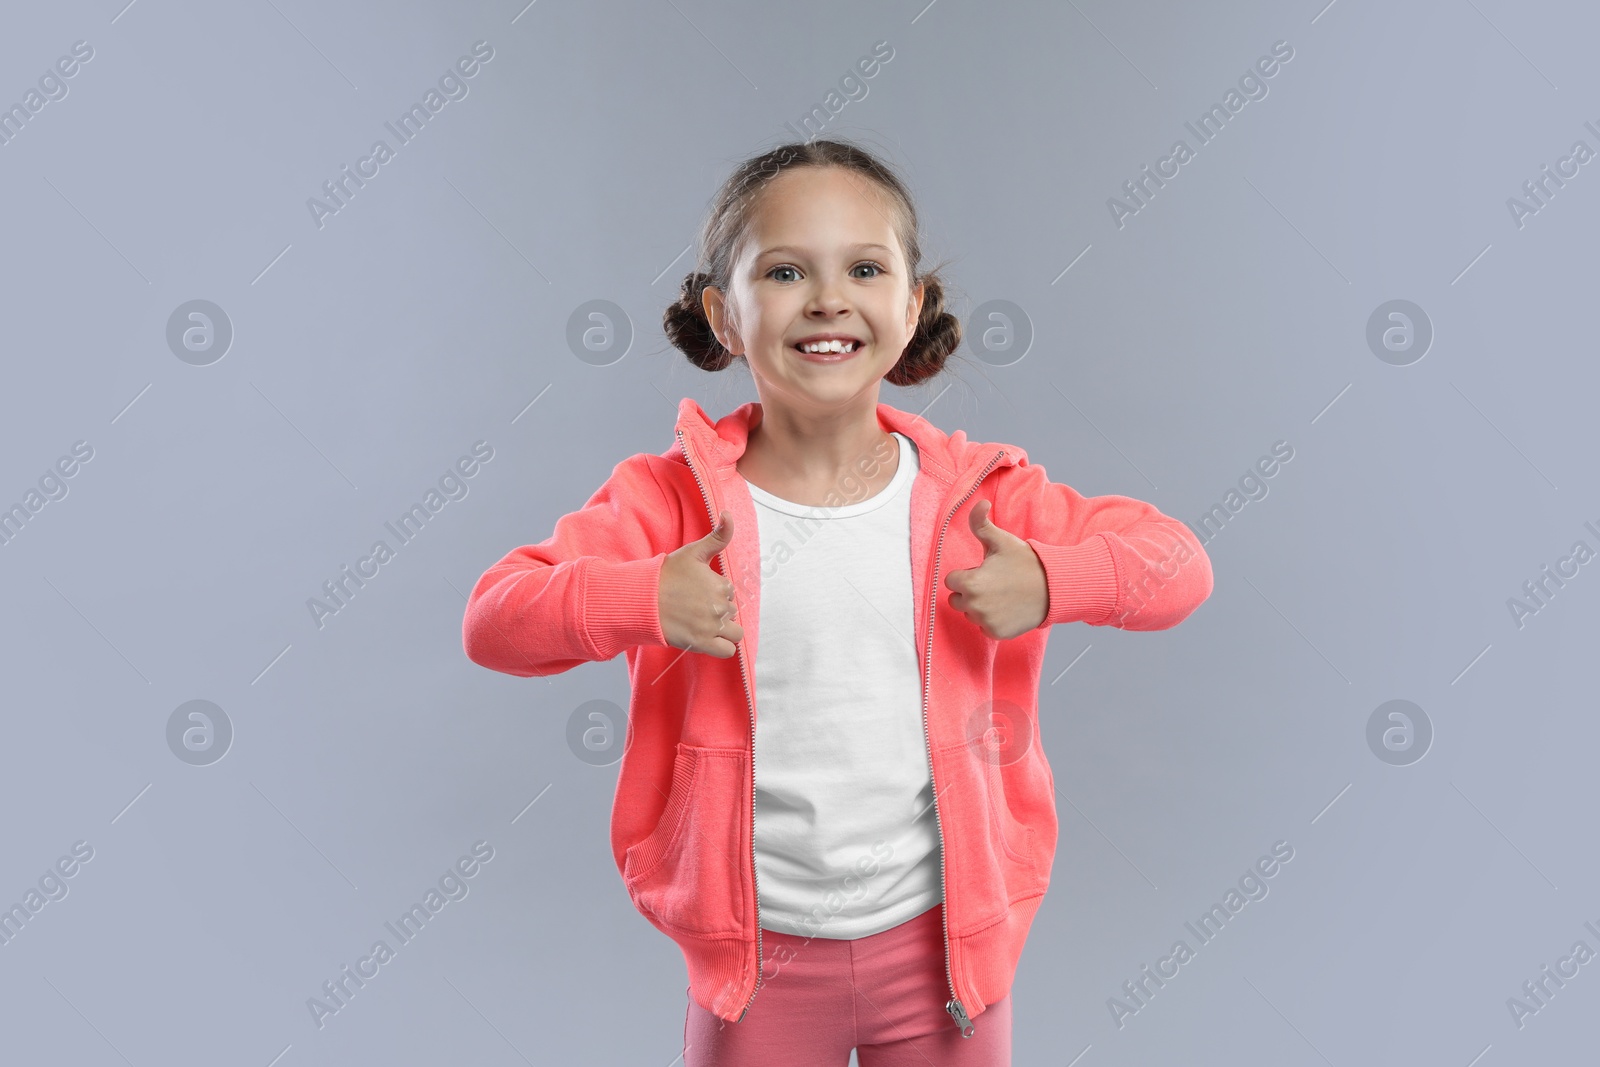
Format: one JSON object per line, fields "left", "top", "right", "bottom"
{"left": 799, "top": 339, "right": 857, "bottom": 354}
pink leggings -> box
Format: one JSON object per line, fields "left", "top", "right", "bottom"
{"left": 683, "top": 903, "right": 1012, "bottom": 1066}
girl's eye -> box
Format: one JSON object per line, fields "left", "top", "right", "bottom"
{"left": 766, "top": 262, "right": 885, "bottom": 283}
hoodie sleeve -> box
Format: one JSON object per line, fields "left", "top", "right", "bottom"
{"left": 462, "top": 454, "right": 675, "bottom": 677}
{"left": 991, "top": 457, "right": 1213, "bottom": 632}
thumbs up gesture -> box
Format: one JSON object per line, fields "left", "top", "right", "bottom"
{"left": 944, "top": 499, "right": 1048, "bottom": 640}
{"left": 658, "top": 509, "right": 744, "bottom": 658}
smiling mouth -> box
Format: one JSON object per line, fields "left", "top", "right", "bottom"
{"left": 794, "top": 340, "right": 864, "bottom": 357}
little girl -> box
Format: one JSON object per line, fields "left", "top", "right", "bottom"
{"left": 463, "top": 138, "right": 1213, "bottom": 1066}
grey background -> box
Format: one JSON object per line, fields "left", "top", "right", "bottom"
{"left": 2, "top": 0, "right": 1596, "bottom": 1064}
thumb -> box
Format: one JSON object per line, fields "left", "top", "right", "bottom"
{"left": 693, "top": 509, "right": 734, "bottom": 559}
{"left": 968, "top": 499, "right": 1006, "bottom": 555}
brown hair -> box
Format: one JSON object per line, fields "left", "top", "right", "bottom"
{"left": 662, "top": 138, "right": 961, "bottom": 386}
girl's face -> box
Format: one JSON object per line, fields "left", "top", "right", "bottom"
{"left": 702, "top": 166, "right": 925, "bottom": 415}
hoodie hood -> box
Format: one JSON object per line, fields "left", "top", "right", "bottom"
{"left": 668, "top": 396, "right": 1027, "bottom": 489}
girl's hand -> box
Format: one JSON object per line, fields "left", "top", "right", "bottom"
{"left": 658, "top": 510, "right": 744, "bottom": 658}
{"left": 944, "top": 499, "right": 1048, "bottom": 640}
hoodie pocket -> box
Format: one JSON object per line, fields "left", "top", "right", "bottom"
{"left": 935, "top": 736, "right": 1043, "bottom": 931}
{"left": 622, "top": 742, "right": 747, "bottom": 937}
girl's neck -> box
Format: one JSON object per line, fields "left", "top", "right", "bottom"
{"left": 738, "top": 399, "right": 899, "bottom": 502}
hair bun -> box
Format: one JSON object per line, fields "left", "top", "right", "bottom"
{"left": 886, "top": 274, "right": 962, "bottom": 387}
{"left": 663, "top": 271, "right": 734, "bottom": 372}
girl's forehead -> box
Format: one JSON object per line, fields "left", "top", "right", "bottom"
{"left": 728, "top": 168, "right": 908, "bottom": 267}
{"left": 756, "top": 167, "right": 893, "bottom": 221}
{"left": 749, "top": 239, "right": 898, "bottom": 261}
{"left": 737, "top": 218, "right": 906, "bottom": 267}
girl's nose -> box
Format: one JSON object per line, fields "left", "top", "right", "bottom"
{"left": 807, "top": 282, "right": 850, "bottom": 315}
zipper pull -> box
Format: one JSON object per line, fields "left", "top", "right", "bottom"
{"left": 946, "top": 997, "right": 975, "bottom": 1037}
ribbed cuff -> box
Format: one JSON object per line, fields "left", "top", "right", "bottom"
{"left": 1026, "top": 534, "right": 1119, "bottom": 627}
{"left": 580, "top": 553, "right": 669, "bottom": 658}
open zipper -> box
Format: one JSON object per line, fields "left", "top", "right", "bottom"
{"left": 675, "top": 428, "right": 765, "bottom": 1023}
{"left": 678, "top": 424, "right": 1008, "bottom": 1034}
{"left": 927, "top": 447, "right": 1008, "bottom": 1037}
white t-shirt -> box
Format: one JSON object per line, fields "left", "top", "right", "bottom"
{"left": 742, "top": 431, "right": 942, "bottom": 939}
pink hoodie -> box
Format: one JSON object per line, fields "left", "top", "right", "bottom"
{"left": 462, "top": 397, "right": 1213, "bottom": 1035}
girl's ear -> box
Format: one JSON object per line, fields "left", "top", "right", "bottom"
{"left": 701, "top": 285, "right": 743, "bottom": 355}
{"left": 906, "top": 280, "right": 925, "bottom": 333}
